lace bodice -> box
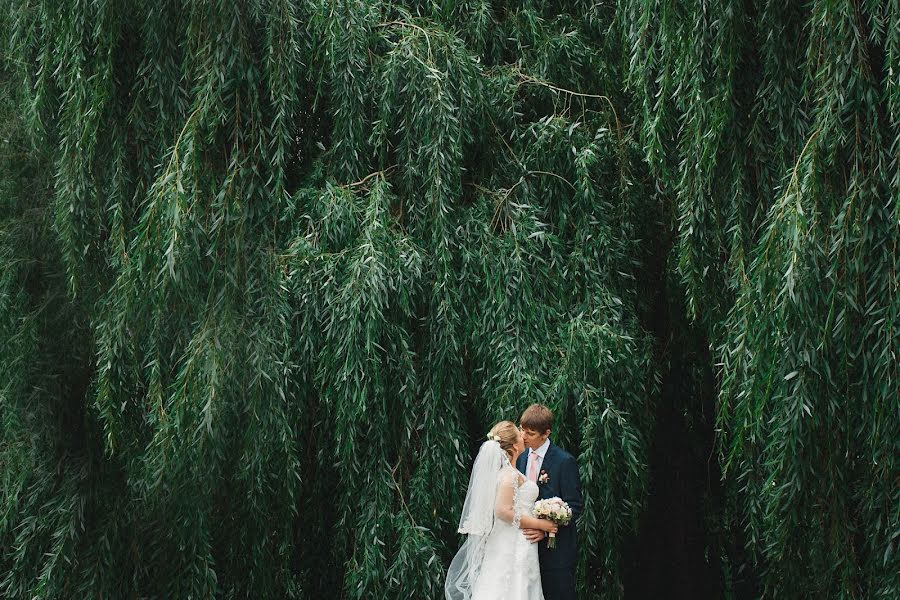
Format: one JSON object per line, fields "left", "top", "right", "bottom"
{"left": 514, "top": 479, "right": 540, "bottom": 527}
{"left": 515, "top": 478, "right": 539, "bottom": 517}
{"left": 494, "top": 467, "right": 539, "bottom": 529}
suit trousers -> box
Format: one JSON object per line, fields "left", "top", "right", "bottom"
{"left": 540, "top": 566, "right": 577, "bottom": 600}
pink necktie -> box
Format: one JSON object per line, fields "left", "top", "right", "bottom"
{"left": 527, "top": 451, "right": 538, "bottom": 482}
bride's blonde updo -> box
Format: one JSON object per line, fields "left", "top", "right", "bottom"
{"left": 486, "top": 420, "right": 519, "bottom": 460}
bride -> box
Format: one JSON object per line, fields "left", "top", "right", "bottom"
{"left": 445, "top": 421, "right": 558, "bottom": 600}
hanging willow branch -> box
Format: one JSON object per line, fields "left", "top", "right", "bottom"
{"left": 622, "top": 0, "right": 899, "bottom": 597}
{"left": 1, "top": 2, "right": 655, "bottom": 599}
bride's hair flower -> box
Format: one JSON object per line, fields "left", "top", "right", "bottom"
{"left": 486, "top": 421, "right": 518, "bottom": 459}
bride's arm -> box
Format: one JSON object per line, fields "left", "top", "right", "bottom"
{"left": 494, "top": 474, "right": 558, "bottom": 533}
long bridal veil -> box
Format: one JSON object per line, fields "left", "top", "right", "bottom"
{"left": 445, "top": 440, "right": 508, "bottom": 600}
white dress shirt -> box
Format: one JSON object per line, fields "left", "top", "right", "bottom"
{"left": 532, "top": 438, "right": 550, "bottom": 461}
{"left": 527, "top": 438, "right": 551, "bottom": 481}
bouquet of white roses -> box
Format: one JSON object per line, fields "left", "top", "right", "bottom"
{"left": 533, "top": 497, "right": 572, "bottom": 549}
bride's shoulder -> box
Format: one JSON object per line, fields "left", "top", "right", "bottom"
{"left": 499, "top": 467, "right": 526, "bottom": 487}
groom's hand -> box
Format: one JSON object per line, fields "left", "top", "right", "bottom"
{"left": 522, "top": 528, "right": 546, "bottom": 544}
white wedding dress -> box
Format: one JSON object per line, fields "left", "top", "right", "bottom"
{"left": 445, "top": 441, "right": 544, "bottom": 600}
{"left": 469, "top": 473, "right": 543, "bottom": 599}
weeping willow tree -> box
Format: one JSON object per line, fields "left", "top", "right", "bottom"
{"left": 1, "top": 1, "right": 657, "bottom": 598}
{"left": 621, "top": 0, "right": 899, "bottom": 598}
{"left": 3, "top": 0, "right": 897, "bottom": 599}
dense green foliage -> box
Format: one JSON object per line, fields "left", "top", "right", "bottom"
{"left": 622, "top": 0, "right": 899, "bottom": 597}
{"left": 1, "top": 1, "right": 655, "bottom": 598}
{"left": 0, "top": 1, "right": 896, "bottom": 599}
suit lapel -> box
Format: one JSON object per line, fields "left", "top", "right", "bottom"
{"left": 520, "top": 442, "right": 558, "bottom": 480}
{"left": 542, "top": 443, "right": 557, "bottom": 474}
{"left": 536, "top": 443, "right": 556, "bottom": 497}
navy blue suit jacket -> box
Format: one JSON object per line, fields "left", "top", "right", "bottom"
{"left": 517, "top": 443, "right": 583, "bottom": 572}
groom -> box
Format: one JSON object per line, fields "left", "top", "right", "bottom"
{"left": 517, "top": 404, "right": 583, "bottom": 600}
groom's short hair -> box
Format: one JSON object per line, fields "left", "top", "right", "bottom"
{"left": 520, "top": 404, "right": 553, "bottom": 433}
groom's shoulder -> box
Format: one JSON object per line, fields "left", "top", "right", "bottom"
{"left": 550, "top": 443, "right": 576, "bottom": 463}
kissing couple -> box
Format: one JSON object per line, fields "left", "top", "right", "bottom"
{"left": 445, "top": 404, "right": 583, "bottom": 600}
